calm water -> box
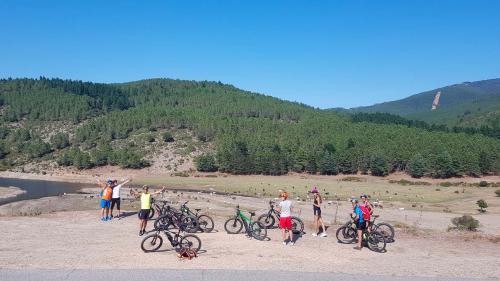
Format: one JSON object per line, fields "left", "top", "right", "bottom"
{"left": 0, "top": 177, "right": 95, "bottom": 205}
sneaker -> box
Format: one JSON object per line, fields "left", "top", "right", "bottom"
{"left": 312, "top": 233, "right": 318, "bottom": 237}
{"left": 108, "top": 216, "right": 113, "bottom": 221}
{"left": 320, "top": 232, "right": 327, "bottom": 237}
{"left": 282, "top": 241, "right": 288, "bottom": 246}
{"left": 139, "top": 230, "right": 144, "bottom": 236}
{"left": 289, "top": 242, "right": 295, "bottom": 246}
{"left": 101, "top": 218, "right": 105, "bottom": 222}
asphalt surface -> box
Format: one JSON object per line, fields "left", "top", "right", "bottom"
{"left": 0, "top": 269, "right": 494, "bottom": 281}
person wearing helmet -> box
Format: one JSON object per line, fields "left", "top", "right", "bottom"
{"left": 130, "top": 185, "right": 166, "bottom": 236}
{"left": 351, "top": 198, "right": 364, "bottom": 250}
{"left": 96, "top": 178, "right": 114, "bottom": 221}
{"left": 311, "top": 186, "right": 327, "bottom": 237}
{"left": 276, "top": 191, "right": 294, "bottom": 246}
{"left": 110, "top": 178, "right": 132, "bottom": 220}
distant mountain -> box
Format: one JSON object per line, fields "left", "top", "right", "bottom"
{"left": 349, "top": 78, "right": 500, "bottom": 127}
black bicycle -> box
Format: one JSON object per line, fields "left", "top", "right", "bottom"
{"left": 335, "top": 215, "right": 387, "bottom": 252}
{"left": 224, "top": 205, "right": 267, "bottom": 240}
{"left": 180, "top": 201, "right": 215, "bottom": 233}
{"left": 141, "top": 224, "right": 202, "bottom": 253}
{"left": 153, "top": 204, "right": 199, "bottom": 233}
{"left": 257, "top": 200, "right": 304, "bottom": 233}
{"left": 136, "top": 198, "right": 163, "bottom": 220}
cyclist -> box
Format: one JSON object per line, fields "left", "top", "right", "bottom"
{"left": 131, "top": 185, "right": 166, "bottom": 236}
{"left": 276, "top": 191, "right": 294, "bottom": 246}
{"left": 351, "top": 198, "right": 365, "bottom": 250}
{"left": 311, "top": 187, "right": 327, "bottom": 237}
{"left": 96, "top": 178, "right": 113, "bottom": 221}
{"left": 110, "top": 178, "right": 132, "bottom": 219}
{"left": 360, "top": 194, "right": 374, "bottom": 230}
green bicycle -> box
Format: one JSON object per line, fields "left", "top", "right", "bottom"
{"left": 224, "top": 205, "right": 268, "bottom": 240}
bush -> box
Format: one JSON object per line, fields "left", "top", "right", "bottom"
{"left": 24, "top": 141, "right": 52, "bottom": 158}
{"left": 370, "top": 154, "right": 389, "bottom": 177}
{"left": 451, "top": 215, "right": 479, "bottom": 231}
{"left": 477, "top": 199, "right": 488, "bottom": 213}
{"left": 408, "top": 154, "right": 426, "bottom": 178}
{"left": 112, "top": 149, "right": 149, "bottom": 169}
{"left": 162, "top": 132, "right": 175, "bottom": 143}
{"left": 145, "top": 134, "right": 155, "bottom": 143}
{"left": 194, "top": 154, "right": 218, "bottom": 172}
{"left": 50, "top": 132, "right": 70, "bottom": 149}
{"left": 479, "top": 181, "right": 489, "bottom": 187}
{"left": 495, "top": 190, "right": 500, "bottom": 197}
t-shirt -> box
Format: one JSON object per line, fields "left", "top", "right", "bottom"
{"left": 101, "top": 186, "right": 113, "bottom": 200}
{"left": 354, "top": 205, "right": 364, "bottom": 223}
{"left": 112, "top": 184, "right": 122, "bottom": 199}
{"left": 141, "top": 193, "right": 151, "bottom": 210}
{"left": 279, "top": 200, "right": 292, "bottom": 218}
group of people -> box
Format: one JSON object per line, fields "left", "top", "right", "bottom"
{"left": 276, "top": 186, "right": 374, "bottom": 250}
{"left": 97, "top": 178, "right": 131, "bottom": 221}
{"left": 97, "top": 178, "right": 374, "bottom": 250}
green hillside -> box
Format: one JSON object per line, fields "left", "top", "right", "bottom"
{"left": 0, "top": 77, "right": 499, "bottom": 178}
{"left": 351, "top": 78, "right": 500, "bottom": 127}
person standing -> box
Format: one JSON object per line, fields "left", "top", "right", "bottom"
{"left": 311, "top": 187, "right": 327, "bottom": 237}
{"left": 110, "top": 178, "right": 132, "bottom": 219}
{"left": 131, "top": 185, "right": 166, "bottom": 236}
{"left": 352, "top": 198, "right": 365, "bottom": 250}
{"left": 276, "top": 191, "right": 294, "bottom": 246}
{"left": 97, "top": 178, "right": 113, "bottom": 221}
{"left": 360, "top": 194, "right": 374, "bottom": 230}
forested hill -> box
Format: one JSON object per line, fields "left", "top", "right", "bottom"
{"left": 350, "top": 78, "right": 500, "bottom": 127}
{"left": 0, "top": 77, "right": 499, "bottom": 178}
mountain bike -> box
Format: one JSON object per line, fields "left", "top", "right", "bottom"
{"left": 141, "top": 223, "right": 202, "bottom": 253}
{"left": 257, "top": 200, "right": 304, "bottom": 233}
{"left": 369, "top": 215, "right": 395, "bottom": 242}
{"left": 136, "top": 198, "right": 163, "bottom": 220}
{"left": 224, "top": 205, "right": 267, "bottom": 240}
{"left": 180, "top": 201, "right": 215, "bottom": 233}
{"left": 335, "top": 215, "right": 386, "bottom": 252}
{"left": 153, "top": 205, "right": 199, "bottom": 233}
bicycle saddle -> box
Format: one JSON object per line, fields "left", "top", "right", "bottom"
{"left": 249, "top": 211, "right": 256, "bottom": 216}
{"left": 195, "top": 208, "right": 202, "bottom": 212}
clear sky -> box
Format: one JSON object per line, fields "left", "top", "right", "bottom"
{"left": 1, "top": 0, "right": 499, "bottom": 108}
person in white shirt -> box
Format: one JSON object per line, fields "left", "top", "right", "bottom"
{"left": 276, "top": 191, "right": 294, "bottom": 246}
{"left": 110, "top": 178, "right": 131, "bottom": 219}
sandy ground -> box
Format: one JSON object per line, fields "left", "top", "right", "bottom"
{"left": 0, "top": 186, "right": 26, "bottom": 199}
{"left": 1, "top": 191, "right": 500, "bottom": 279}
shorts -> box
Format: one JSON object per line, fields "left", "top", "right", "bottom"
{"left": 356, "top": 221, "right": 366, "bottom": 230}
{"left": 100, "top": 199, "right": 110, "bottom": 209}
{"left": 279, "top": 217, "right": 292, "bottom": 230}
{"left": 313, "top": 206, "right": 321, "bottom": 217}
{"left": 111, "top": 198, "right": 121, "bottom": 210}
{"left": 138, "top": 209, "right": 151, "bottom": 220}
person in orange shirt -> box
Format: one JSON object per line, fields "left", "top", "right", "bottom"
{"left": 97, "top": 178, "right": 114, "bottom": 221}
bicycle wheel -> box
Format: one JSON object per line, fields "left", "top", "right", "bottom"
{"left": 367, "top": 231, "right": 386, "bottom": 253}
{"left": 179, "top": 234, "right": 202, "bottom": 252}
{"left": 148, "top": 208, "right": 155, "bottom": 219}
{"left": 336, "top": 226, "right": 357, "bottom": 244}
{"left": 257, "top": 214, "right": 275, "bottom": 229}
{"left": 182, "top": 215, "right": 199, "bottom": 233}
{"left": 291, "top": 216, "right": 304, "bottom": 234}
{"left": 141, "top": 233, "right": 163, "bottom": 252}
{"left": 374, "top": 222, "right": 395, "bottom": 242}
{"left": 153, "top": 215, "right": 173, "bottom": 230}
{"left": 250, "top": 221, "right": 268, "bottom": 241}
{"left": 197, "top": 215, "right": 215, "bottom": 233}
{"left": 224, "top": 218, "right": 243, "bottom": 234}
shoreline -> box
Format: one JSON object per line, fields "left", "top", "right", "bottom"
{"left": 0, "top": 186, "right": 27, "bottom": 200}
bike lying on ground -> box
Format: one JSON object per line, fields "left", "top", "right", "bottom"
{"left": 141, "top": 223, "right": 202, "bottom": 253}
{"left": 257, "top": 200, "right": 304, "bottom": 234}
{"left": 180, "top": 201, "right": 215, "bottom": 233}
{"left": 153, "top": 203, "right": 199, "bottom": 233}
{"left": 224, "top": 205, "right": 267, "bottom": 240}
{"left": 335, "top": 215, "right": 387, "bottom": 252}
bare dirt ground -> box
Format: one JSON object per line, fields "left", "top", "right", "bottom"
{"left": 1, "top": 190, "right": 500, "bottom": 279}
{"left": 0, "top": 186, "right": 26, "bottom": 200}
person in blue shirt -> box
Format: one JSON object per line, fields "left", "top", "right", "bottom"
{"left": 351, "top": 198, "right": 365, "bottom": 250}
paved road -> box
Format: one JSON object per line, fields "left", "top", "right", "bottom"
{"left": 0, "top": 269, "right": 493, "bottom": 281}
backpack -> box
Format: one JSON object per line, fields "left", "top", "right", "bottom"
{"left": 360, "top": 205, "right": 371, "bottom": 221}
{"left": 177, "top": 247, "right": 198, "bottom": 260}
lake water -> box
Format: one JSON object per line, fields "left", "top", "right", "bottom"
{"left": 0, "top": 177, "right": 95, "bottom": 205}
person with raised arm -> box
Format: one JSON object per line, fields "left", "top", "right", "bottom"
{"left": 110, "top": 178, "right": 132, "bottom": 219}
{"left": 130, "top": 185, "right": 166, "bottom": 236}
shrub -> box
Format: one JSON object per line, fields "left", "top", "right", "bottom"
{"left": 476, "top": 199, "right": 488, "bottom": 213}
{"left": 451, "top": 215, "right": 479, "bottom": 231}
{"left": 50, "top": 132, "right": 70, "bottom": 149}
{"left": 162, "top": 132, "right": 175, "bottom": 143}
{"left": 145, "top": 134, "right": 155, "bottom": 143}
{"left": 495, "top": 190, "right": 500, "bottom": 197}
{"left": 24, "top": 141, "right": 52, "bottom": 158}
{"left": 194, "top": 154, "right": 218, "bottom": 172}
{"left": 408, "top": 154, "right": 426, "bottom": 178}
{"left": 370, "top": 154, "right": 389, "bottom": 177}
{"left": 479, "top": 181, "right": 489, "bottom": 187}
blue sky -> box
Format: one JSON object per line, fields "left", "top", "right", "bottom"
{"left": 1, "top": 0, "right": 499, "bottom": 108}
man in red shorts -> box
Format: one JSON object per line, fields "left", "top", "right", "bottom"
{"left": 276, "top": 192, "right": 294, "bottom": 246}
